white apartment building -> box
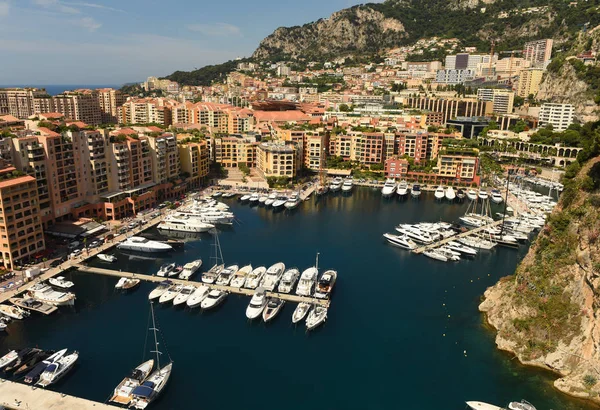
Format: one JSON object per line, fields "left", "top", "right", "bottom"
{"left": 435, "top": 69, "right": 475, "bottom": 85}
{"left": 476, "top": 89, "right": 515, "bottom": 114}
{"left": 538, "top": 103, "right": 574, "bottom": 131}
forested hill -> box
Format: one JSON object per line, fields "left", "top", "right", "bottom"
{"left": 161, "top": 60, "right": 240, "bottom": 87}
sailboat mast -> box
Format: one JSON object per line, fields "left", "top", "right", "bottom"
{"left": 500, "top": 173, "right": 510, "bottom": 234}
{"left": 315, "top": 252, "right": 320, "bottom": 270}
{"left": 150, "top": 302, "right": 161, "bottom": 370}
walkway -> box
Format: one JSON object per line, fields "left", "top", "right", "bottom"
{"left": 412, "top": 220, "right": 504, "bottom": 254}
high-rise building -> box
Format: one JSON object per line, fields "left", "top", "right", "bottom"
{"left": 523, "top": 39, "right": 553, "bottom": 68}
{"left": 405, "top": 97, "right": 493, "bottom": 123}
{"left": 0, "top": 88, "right": 52, "bottom": 118}
{"left": 538, "top": 103, "right": 574, "bottom": 131}
{"left": 177, "top": 139, "right": 210, "bottom": 188}
{"left": 435, "top": 69, "right": 475, "bottom": 85}
{"left": 53, "top": 90, "right": 102, "bottom": 124}
{"left": 476, "top": 89, "right": 515, "bottom": 114}
{"left": 516, "top": 68, "right": 544, "bottom": 98}
{"left": 256, "top": 142, "right": 297, "bottom": 178}
{"left": 97, "top": 88, "right": 125, "bottom": 124}
{"left": 147, "top": 134, "right": 180, "bottom": 184}
{"left": 437, "top": 153, "right": 479, "bottom": 181}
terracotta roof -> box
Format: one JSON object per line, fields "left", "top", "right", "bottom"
{"left": 37, "top": 127, "right": 60, "bottom": 137}
{"left": 114, "top": 128, "right": 137, "bottom": 136}
{"left": 146, "top": 126, "right": 163, "bottom": 132}
{"left": 67, "top": 121, "right": 88, "bottom": 129}
{"left": 253, "top": 110, "right": 311, "bottom": 122}
{"left": 40, "top": 112, "right": 65, "bottom": 119}
{"left": 0, "top": 115, "right": 20, "bottom": 123}
{"left": 0, "top": 174, "right": 36, "bottom": 190}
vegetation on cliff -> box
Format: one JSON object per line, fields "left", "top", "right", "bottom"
{"left": 162, "top": 60, "right": 241, "bottom": 86}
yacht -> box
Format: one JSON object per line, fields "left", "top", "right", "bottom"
{"left": 37, "top": 350, "right": 79, "bottom": 387}
{"left": 458, "top": 236, "right": 496, "bottom": 250}
{"left": 260, "top": 262, "right": 286, "bottom": 291}
{"left": 179, "top": 259, "right": 202, "bottom": 280}
{"left": 115, "top": 278, "right": 140, "bottom": 291}
{"left": 148, "top": 281, "right": 172, "bottom": 300}
{"left": 216, "top": 265, "right": 239, "bottom": 286}
{"left": 466, "top": 402, "right": 504, "bottom": 410}
{"left": 156, "top": 262, "right": 176, "bottom": 277}
{"left": 330, "top": 177, "right": 343, "bottom": 192}
{"left": 437, "top": 247, "right": 461, "bottom": 261}
{"left": 171, "top": 285, "right": 195, "bottom": 306}
{"left": 396, "top": 180, "right": 408, "bottom": 197}
{"left": 202, "top": 264, "right": 224, "bottom": 284}
{"left": 395, "top": 225, "right": 434, "bottom": 244}
{"left": 11, "top": 349, "right": 49, "bottom": 376}
{"left": 292, "top": 302, "right": 311, "bottom": 324}
{"left": 381, "top": 179, "right": 397, "bottom": 197}
{"left": 244, "top": 266, "right": 267, "bottom": 289}
{"left": 27, "top": 284, "right": 75, "bottom": 306}
{"left": 200, "top": 290, "right": 227, "bottom": 309}
{"left": 491, "top": 189, "right": 504, "bottom": 204}
{"left": 262, "top": 298, "right": 285, "bottom": 322}
{"left": 383, "top": 233, "right": 417, "bottom": 250}
{"left": 264, "top": 192, "right": 277, "bottom": 206}
{"left": 211, "top": 191, "right": 222, "bottom": 198}
{"left": 272, "top": 196, "right": 288, "bottom": 209}
{"left": 117, "top": 237, "right": 173, "bottom": 253}
{"left": 246, "top": 287, "right": 268, "bottom": 320}
{"left": 296, "top": 266, "right": 318, "bottom": 296}
{"left": 306, "top": 305, "right": 327, "bottom": 330}
{"left": 221, "top": 192, "right": 236, "bottom": 198}
{"left": 284, "top": 193, "right": 301, "bottom": 210}
{"left": 459, "top": 215, "right": 489, "bottom": 228}
{"left": 316, "top": 185, "right": 329, "bottom": 196}
{"left": 445, "top": 186, "right": 456, "bottom": 201}
{"left": 249, "top": 193, "right": 260, "bottom": 204}
{"left": 110, "top": 359, "right": 154, "bottom": 406}
{"left": 447, "top": 241, "right": 478, "bottom": 257}
{"left": 3, "top": 348, "right": 40, "bottom": 373}
{"left": 341, "top": 178, "right": 353, "bottom": 193}
{"left": 24, "top": 349, "right": 66, "bottom": 384}
{"left": 239, "top": 194, "right": 251, "bottom": 202}
{"left": 478, "top": 190, "right": 489, "bottom": 200}
{"left": 186, "top": 285, "right": 210, "bottom": 308}
{"left": 314, "top": 270, "right": 337, "bottom": 299}
{"left": 508, "top": 400, "right": 537, "bottom": 410}
{"left": 0, "top": 350, "right": 19, "bottom": 369}
{"left": 424, "top": 250, "right": 448, "bottom": 262}
{"left": 258, "top": 194, "right": 268, "bottom": 204}
{"left": 456, "top": 188, "right": 466, "bottom": 200}
{"left": 0, "top": 304, "right": 28, "bottom": 320}
{"left": 466, "top": 189, "right": 478, "bottom": 201}
{"left": 97, "top": 253, "right": 117, "bottom": 263}
{"left": 158, "top": 214, "right": 214, "bottom": 233}
{"left": 48, "top": 276, "right": 74, "bottom": 289}
{"left": 230, "top": 264, "right": 253, "bottom": 288}
{"left": 411, "top": 184, "right": 421, "bottom": 198}
{"left": 278, "top": 268, "right": 300, "bottom": 293}
{"left": 434, "top": 185, "right": 445, "bottom": 200}
{"left": 158, "top": 285, "right": 183, "bottom": 304}
{"left": 183, "top": 210, "right": 234, "bottom": 225}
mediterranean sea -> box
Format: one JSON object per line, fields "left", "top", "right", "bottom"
{"left": 0, "top": 188, "right": 594, "bottom": 410}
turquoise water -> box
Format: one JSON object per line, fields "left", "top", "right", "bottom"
{"left": 0, "top": 188, "right": 594, "bottom": 410}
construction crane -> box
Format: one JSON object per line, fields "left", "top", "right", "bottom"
{"left": 500, "top": 50, "right": 523, "bottom": 88}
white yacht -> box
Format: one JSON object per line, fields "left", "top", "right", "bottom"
{"left": 424, "top": 250, "right": 448, "bottom": 262}
{"left": 296, "top": 267, "right": 318, "bottom": 296}
{"left": 284, "top": 194, "right": 301, "bottom": 210}
{"left": 306, "top": 305, "right": 327, "bottom": 330}
{"left": 383, "top": 233, "right": 417, "bottom": 250}
{"left": 478, "top": 190, "right": 489, "bottom": 200}
{"left": 244, "top": 266, "right": 267, "bottom": 289}
{"left": 262, "top": 298, "right": 285, "bottom": 322}
{"left": 158, "top": 285, "right": 183, "bottom": 304}
{"left": 260, "top": 262, "right": 286, "bottom": 291}
{"left": 115, "top": 277, "right": 140, "bottom": 291}
{"left": 202, "top": 264, "right": 224, "bottom": 284}
{"left": 258, "top": 194, "right": 268, "bottom": 204}
{"left": 341, "top": 178, "right": 353, "bottom": 193}
{"left": 156, "top": 262, "right": 176, "bottom": 277}
{"left": 158, "top": 214, "right": 214, "bottom": 233}
{"left": 411, "top": 184, "right": 421, "bottom": 198}
{"left": 27, "top": 284, "right": 75, "bottom": 306}
{"left": 458, "top": 236, "right": 496, "bottom": 250}
{"left": 186, "top": 285, "right": 210, "bottom": 308}
{"left": 396, "top": 180, "right": 408, "bottom": 197}
{"left": 97, "top": 254, "right": 117, "bottom": 263}
{"left": 230, "top": 264, "right": 252, "bottom": 288}
{"left": 292, "top": 302, "right": 311, "bottom": 324}
{"left": 0, "top": 350, "right": 19, "bottom": 370}
{"left": 491, "top": 189, "right": 504, "bottom": 204}
{"left": 445, "top": 186, "right": 456, "bottom": 201}
{"left": 48, "top": 276, "right": 74, "bottom": 289}
{"left": 434, "top": 185, "right": 445, "bottom": 200}
{"left": 459, "top": 215, "right": 489, "bottom": 228}
{"left": 0, "top": 304, "right": 28, "bottom": 320}
{"left": 249, "top": 193, "right": 260, "bottom": 203}
{"left": 466, "top": 189, "right": 478, "bottom": 201}
{"left": 381, "top": 179, "right": 397, "bottom": 197}
{"left": 508, "top": 400, "right": 537, "bottom": 410}
{"left": 246, "top": 287, "right": 268, "bottom": 320}
{"left": 395, "top": 225, "right": 434, "bottom": 244}
{"left": 314, "top": 270, "right": 337, "bottom": 299}
{"left": 130, "top": 362, "right": 172, "bottom": 410}
{"left": 148, "top": 281, "right": 172, "bottom": 300}
{"left": 200, "top": 290, "right": 227, "bottom": 309}
{"left": 278, "top": 268, "right": 300, "bottom": 293}
{"left": 173, "top": 285, "right": 196, "bottom": 306}
{"left": 437, "top": 247, "right": 461, "bottom": 261}
{"left": 37, "top": 350, "right": 79, "bottom": 387}
{"left": 272, "top": 196, "right": 288, "bottom": 209}
{"left": 179, "top": 259, "right": 202, "bottom": 280}
{"left": 216, "top": 265, "right": 239, "bottom": 286}
{"left": 447, "top": 241, "right": 477, "bottom": 257}
{"left": 239, "top": 194, "right": 251, "bottom": 202}
{"left": 264, "top": 192, "right": 277, "bottom": 206}
{"left": 187, "top": 210, "right": 234, "bottom": 225}
{"left": 110, "top": 359, "right": 154, "bottom": 406}
{"left": 466, "top": 402, "right": 504, "bottom": 410}
{"left": 117, "top": 237, "right": 173, "bottom": 253}
{"left": 330, "top": 177, "right": 343, "bottom": 192}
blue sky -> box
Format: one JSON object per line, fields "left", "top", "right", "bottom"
{"left": 0, "top": 0, "right": 371, "bottom": 85}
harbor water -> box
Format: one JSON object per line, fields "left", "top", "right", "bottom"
{"left": 0, "top": 187, "right": 594, "bottom": 410}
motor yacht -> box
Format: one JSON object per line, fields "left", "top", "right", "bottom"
{"left": 202, "top": 264, "right": 224, "bottom": 284}
{"left": 306, "top": 305, "right": 327, "bottom": 330}
{"left": 37, "top": 350, "right": 79, "bottom": 387}
{"left": 434, "top": 185, "right": 445, "bottom": 200}
{"left": 148, "top": 281, "right": 172, "bottom": 300}
{"left": 341, "top": 178, "right": 353, "bottom": 193}
{"left": 314, "top": 270, "right": 337, "bottom": 299}
{"left": 117, "top": 237, "right": 173, "bottom": 253}
{"left": 186, "top": 285, "right": 211, "bottom": 308}
{"left": 246, "top": 287, "right": 268, "bottom": 320}
{"left": 3, "top": 348, "right": 41, "bottom": 373}
{"left": 292, "top": 302, "right": 311, "bottom": 324}
{"left": 466, "top": 189, "right": 478, "bottom": 201}
{"left": 296, "top": 266, "right": 318, "bottom": 296}
{"left": 110, "top": 359, "right": 154, "bottom": 406}
{"left": 411, "top": 184, "right": 421, "bottom": 198}
{"left": 272, "top": 196, "right": 288, "bottom": 209}
{"left": 158, "top": 285, "right": 183, "bottom": 304}
{"left": 478, "top": 190, "right": 489, "bottom": 200}
{"left": 216, "top": 265, "right": 239, "bottom": 286}
{"left": 437, "top": 247, "right": 461, "bottom": 261}
{"left": 258, "top": 195, "right": 268, "bottom": 204}
{"left": 200, "top": 290, "right": 227, "bottom": 309}
{"left": 249, "top": 193, "right": 260, "bottom": 204}
{"left": 394, "top": 226, "right": 434, "bottom": 244}
{"left": 221, "top": 192, "right": 236, "bottom": 198}
{"left": 264, "top": 192, "right": 277, "bottom": 206}
{"left": 466, "top": 401, "right": 504, "bottom": 410}
{"left": 27, "top": 284, "right": 75, "bottom": 306}
{"left": 383, "top": 233, "right": 417, "bottom": 250}
{"left": 458, "top": 236, "right": 496, "bottom": 250}
{"left": 278, "top": 268, "right": 300, "bottom": 293}
{"left": 456, "top": 188, "right": 466, "bottom": 200}
{"left": 260, "top": 262, "right": 286, "bottom": 291}
{"left": 156, "top": 262, "right": 176, "bottom": 277}
{"left": 230, "top": 264, "right": 252, "bottom": 288}
{"left": 329, "top": 177, "right": 343, "bottom": 192}
{"left": 284, "top": 194, "right": 301, "bottom": 210}
{"left": 239, "top": 194, "right": 251, "bottom": 202}
{"left": 23, "top": 349, "right": 66, "bottom": 384}
{"left": 491, "top": 189, "right": 504, "bottom": 204}
{"left": 48, "top": 276, "right": 74, "bottom": 289}
{"left": 172, "top": 285, "right": 196, "bottom": 306}
{"left": 0, "top": 304, "right": 28, "bottom": 320}
{"left": 115, "top": 278, "right": 140, "bottom": 291}
{"left": 244, "top": 266, "right": 267, "bottom": 289}
{"left": 459, "top": 215, "right": 488, "bottom": 228}
{"left": 158, "top": 214, "right": 214, "bottom": 233}
{"left": 396, "top": 180, "right": 408, "bottom": 197}
{"left": 0, "top": 350, "right": 19, "bottom": 369}
{"left": 445, "top": 186, "right": 456, "bottom": 201}
{"left": 508, "top": 400, "right": 537, "bottom": 410}
{"left": 130, "top": 362, "right": 173, "bottom": 410}
{"left": 447, "top": 241, "right": 477, "bottom": 257}
{"left": 263, "top": 298, "right": 285, "bottom": 322}
{"left": 97, "top": 254, "right": 117, "bottom": 263}
{"left": 424, "top": 250, "right": 449, "bottom": 262}
{"left": 179, "top": 259, "right": 202, "bottom": 280}
{"left": 381, "top": 179, "right": 397, "bottom": 197}
{"left": 211, "top": 191, "right": 222, "bottom": 198}
{"left": 12, "top": 349, "right": 52, "bottom": 377}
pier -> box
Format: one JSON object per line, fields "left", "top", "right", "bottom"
{"left": 75, "top": 265, "right": 331, "bottom": 307}
{"left": 300, "top": 185, "right": 315, "bottom": 201}
{"left": 0, "top": 378, "right": 119, "bottom": 410}
{"left": 412, "top": 220, "right": 504, "bottom": 254}
{"left": 9, "top": 297, "right": 58, "bottom": 315}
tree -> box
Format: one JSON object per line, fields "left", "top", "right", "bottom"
{"left": 238, "top": 162, "right": 250, "bottom": 176}
{"left": 339, "top": 104, "right": 350, "bottom": 112}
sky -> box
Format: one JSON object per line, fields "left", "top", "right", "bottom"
{"left": 0, "top": 0, "right": 374, "bottom": 85}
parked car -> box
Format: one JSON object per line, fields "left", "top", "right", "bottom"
{"left": 68, "top": 241, "right": 80, "bottom": 250}
{"left": 49, "top": 260, "right": 61, "bottom": 268}
{"left": 89, "top": 240, "right": 101, "bottom": 248}
{"left": 127, "top": 222, "right": 138, "bottom": 229}
{"left": 70, "top": 249, "right": 82, "bottom": 258}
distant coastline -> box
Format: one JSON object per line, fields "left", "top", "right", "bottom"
{"left": 0, "top": 84, "right": 122, "bottom": 96}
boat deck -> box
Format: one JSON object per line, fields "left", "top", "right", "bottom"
{"left": 412, "top": 220, "right": 504, "bottom": 254}
{"left": 75, "top": 265, "right": 331, "bottom": 307}
{"left": 9, "top": 298, "right": 58, "bottom": 315}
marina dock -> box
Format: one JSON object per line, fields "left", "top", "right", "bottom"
{"left": 0, "top": 378, "right": 120, "bottom": 410}
{"left": 412, "top": 220, "right": 504, "bottom": 254}
{"left": 75, "top": 265, "right": 331, "bottom": 307}
{"left": 9, "top": 297, "right": 58, "bottom": 315}
{"left": 300, "top": 185, "right": 315, "bottom": 201}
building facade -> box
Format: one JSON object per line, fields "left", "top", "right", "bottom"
{"left": 538, "top": 103, "right": 575, "bottom": 131}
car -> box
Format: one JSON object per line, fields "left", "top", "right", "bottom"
{"left": 70, "top": 249, "right": 82, "bottom": 258}
{"left": 152, "top": 211, "right": 161, "bottom": 218}
{"left": 127, "top": 222, "right": 138, "bottom": 229}
{"left": 89, "top": 240, "right": 101, "bottom": 248}
{"left": 118, "top": 228, "right": 128, "bottom": 235}
{"left": 49, "top": 260, "right": 61, "bottom": 268}
{"left": 157, "top": 203, "right": 168, "bottom": 209}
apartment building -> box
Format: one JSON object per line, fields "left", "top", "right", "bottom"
{"left": 178, "top": 139, "right": 210, "bottom": 188}
{"left": 405, "top": 97, "right": 493, "bottom": 123}
{"left": 147, "top": 134, "right": 180, "bottom": 184}
{"left": 435, "top": 69, "right": 475, "bottom": 85}
{"left": 384, "top": 157, "right": 409, "bottom": 178}
{"left": 53, "top": 90, "right": 102, "bottom": 125}
{"left": 0, "top": 167, "right": 45, "bottom": 269}
{"left": 538, "top": 103, "right": 574, "bottom": 131}
{"left": 0, "top": 88, "right": 52, "bottom": 118}
{"left": 97, "top": 88, "right": 125, "bottom": 124}
{"left": 355, "top": 133, "right": 385, "bottom": 165}
{"left": 495, "top": 57, "right": 531, "bottom": 75}
{"left": 83, "top": 130, "right": 110, "bottom": 197}
{"left": 516, "top": 68, "right": 544, "bottom": 98}
{"left": 523, "top": 39, "right": 553, "bottom": 68}
{"left": 329, "top": 135, "right": 353, "bottom": 159}
{"left": 119, "top": 98, "right": 174, "bottom": 126}
{"left": 437, "top": 153, "right": 479, "bottom": 181}
{"left": 213, "top": 135, "right": 256, "bottom": 168}
{"left": 476, "top": 89, "right": 515, "bottom": 114}
{"left": 305, "top": 134, "right": 325, "bottom": 171}
{"left": 396, "top": 133, "right": 430, "bottom": 162}
{"left": 256, "top": 143, "right": 297, "bottom": 178}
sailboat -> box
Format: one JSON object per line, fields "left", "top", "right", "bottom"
{"left": 130, "top": 303, "right": 173, "bottom": 409}
{"left": 110, "top": 359, "right": 154, "bottom": 405}
{"left": 202, "top": 232, "right": 225, "bottom": 284}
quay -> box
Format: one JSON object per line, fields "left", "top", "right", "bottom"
{"left": 412, "top": 220, "right": 504, "bottom": 254}
{"left": 0, "top": 378, "right": 119, "bottom": 410}
{"left": 75, "top": 265, "right": 331, "bottom": 307}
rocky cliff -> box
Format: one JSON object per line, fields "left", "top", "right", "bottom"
{"left": 480, "top": 156, "right": 600, "bottom": 402}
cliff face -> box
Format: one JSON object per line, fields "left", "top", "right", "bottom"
{"left": 480, "top": 157, "right": 600, "bottom": 402}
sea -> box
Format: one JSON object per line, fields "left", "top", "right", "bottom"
{"left": 0, "top": 188, "right": 594, "bottom": 410}
{"left": 0, "top": 85, "right": 123, "bottom": 95}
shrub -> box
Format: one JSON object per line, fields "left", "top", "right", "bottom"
{"left": 584, "top": 374, "right": 597, "bottom": 388}
{"left": 589, "top": 195, "right": 600, "bottom": 208}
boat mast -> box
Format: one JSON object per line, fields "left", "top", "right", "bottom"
{"left": 500, "top": 173, "right": 510, "bottom": 235}
{"left": 315, "top": 252, "right": 320, "bottom": 270}
{"left": 149, "top": 302, "right": 162, "bottom": 371}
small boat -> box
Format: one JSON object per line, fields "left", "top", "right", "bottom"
{"left": 211, "top": 191, "right": 222, "bottom": 198}
{"left": 202, "top": 264, "right": 224, "bottom": 284}
{"left": 239, "top": 194, "right": 251, "bottom": 202}
{"left": 148, "top": 281, "right": 172, "bottom": 300}
{"left": 258, "top": 195, "right": 268, "bottom": 204}
{"left": 445, "top": 186, "right": 456, "bottom": 201}
{"left": 24, "top": 349, "right": 66, "bottom": 384}
{"left": 216, "top": 265, "right": 239, "bottom": 286}
{"left": 396, "top": 180, "right": 408, "bottom": 197}
{"left": 26, "top": 284, "right": 75, "bottom": 306}
{"left": 244, "top": 266, "right": 267, "bottom": 289}
{"left": 316, "top": 185, "right": 329, "bottom": 196}
{"left": 0, "top": 304, "right": 28, "bottom": 320}
{"left": 314, "top": 270, "right": 337, "bottom": 299}
{"left": 246, "top": 287, "right": 268, "bottom": 320}
{"left": 186, "top": 285, "right": 210, "bottom": 309}
{"left": 284, "top": 193, "right": 301, "bottom": 209}
{"left": 173, "top": 285, "right": 196, "bottom": 306}
{"left": 117, "top": 237, "right": 173, "bottom": 253}
{"left": 156, "top": 262, "right": 176, "bottom": 277}
{"left": 260, "top": 262, "right": 286, "bottom": 291}
{"left": 262, "top": 298, "right": 285, "bottom": 322}
{"left": 0, "top": 350, "right": 19, "bottom": 369}
{"left": 48, "top": 276, "right": 74, "bottom": 289}
{"left": 249, "top": 193, "right": 260, "bottom": 203}
{"left": 264, "top": 192, "right": 277, "bottom": 206}
{"left": 437, "top": 247, "right": 461, "bottom": 261}
{"left": 381, "top": 179, "right": 396, "bottom": 197}
{"left": 37, "top": 350, "right": 79, "bottom": 387}
{"left": 230, "top": 265, "right": 252, "bottom": 288}
{"left": 97, "top": 253, "right": 117, "bottom": 263}
{"left": 466, "top": 402, "right": 504, "bottom": 410}
{"left": 491, "top": 189, "right": 504, "bottom": 204}
{"left": 0, "top": 322, "right": 7, "bottom": 332}
{"left": 434, "top": 186, "right": 445, "bottom": 200}
{"left": 466, "top": 189, "right": 478, "bottom": 201}
{"left": 272, "top": 196, "right": 288, "bottom": 209}
{"left": 306, "top": 305, "right": 327, "bottom": 330}
{"left": 447, "top": 241, "right": 478, "bottom": 257}
{"left": 341, "top": 178, "right": 353, "bottom": 193}
{"left": 158, "top": 285, "right": 183, "bottom": 304}
{"left": 411, "top": 184, "right": 421, "bottom": 198}
{"left": 200, "top": 290, "right": 227, "bottom": 309}
{"left": 278, "top": 268, "right": 300, "bottom": 293}
{"left": 292, "top": 302, "right": 311, "bottom": 324}
{"left": 109, "top": 359, "right": 155, "bottom": 406}
{"left": 296, "top": 266, "right": 318, "bottom": 296}
{"left": 115, "top": 278, "right": 140, "bottom": 291}
{"left": 478, "top": 190, "right": 489, "bottom": 200}
{"left": 456, "top": 188, "right": 466, "bottom": 200}
{"left": 383, "top": 233, "right": 417, "bottom": 250}
{"left": 508, "top": 400, "right": 537, "bottom": 410}
{"left": 14, "top": 350, "right": 54, "bottom": 377}
{"left": 179, "top": 259, "right": 202, "bottom": 280}
{"left": 329, "top": 177, "right": 343, "bottom": 192}
{"left": 221, "top": 192, "right": 236, "bottom": 198}
{"left": 424, "top": 250, "right": 448, "bottom": 262}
